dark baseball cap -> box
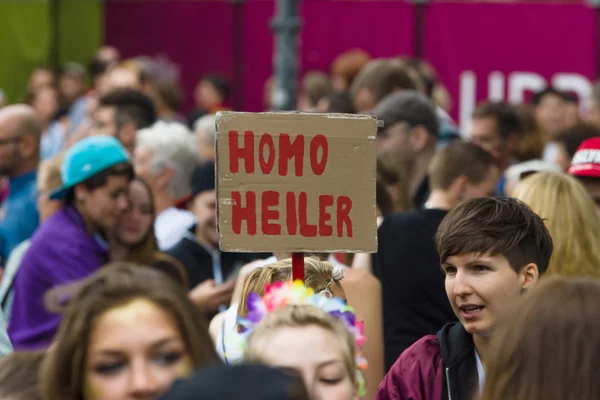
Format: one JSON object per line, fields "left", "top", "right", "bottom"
{"left": 191, "top": 161, "right": 215, "bottom": 197}
{"left": 160, "top": 364, "right": 309, "bottom": 400}
{"left": 370, "top": 90, "right": 439, "bottom": 137}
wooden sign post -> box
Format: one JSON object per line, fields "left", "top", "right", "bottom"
{"left": 215, "top": 112, "right": 378, "bottom": 281}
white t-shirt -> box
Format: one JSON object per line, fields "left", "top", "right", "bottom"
{"left": 154, "top": 207, "right": 196, "bottom": 250}
{"left": 475, "top": 349, "right": 486, "bottom": 393}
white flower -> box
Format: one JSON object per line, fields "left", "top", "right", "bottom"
{"left": 332, "top": 266, "right": 344, "bottom": 281}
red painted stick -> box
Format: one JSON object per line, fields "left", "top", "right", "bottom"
{"left": 292, "top": 252, "right": 305, "bottom": 282}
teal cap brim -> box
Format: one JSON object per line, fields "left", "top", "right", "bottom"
{"left": 49, "top": 184, "right": 74, "bottom": 201}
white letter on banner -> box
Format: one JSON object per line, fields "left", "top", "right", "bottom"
{"left": 508, "top": 72, "right": 547, "bottom": 104}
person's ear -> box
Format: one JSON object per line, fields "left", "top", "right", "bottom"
{"left": 409, "top": 125, "right": 430, "bottom": 153}
{"left": 156, "top": 165, "right": 174, "bottom": 190}
{"left": 448, "top": 176, "right": 468, "bottom": 205}
{"left": 73, "top": 184, "right": 88, "bottom": 203}
{"left": 519, "top": 263, "right": 539, "bottom": 290}
{"left": 19, "top": 134, "right": 36, "bottom": 159}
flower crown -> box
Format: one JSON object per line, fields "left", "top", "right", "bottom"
{"left": 229, "top": 280, "right": 367, "bottom": 396}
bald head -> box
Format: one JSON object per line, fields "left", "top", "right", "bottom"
{"left": 0, "top": 105, "right": 43, "bottom": 140}
{"left": 0, "top": 105, "right": 42, "bottom": 176}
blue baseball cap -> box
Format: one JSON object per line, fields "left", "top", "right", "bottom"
{"left": 49, "top": 135, "right": 131, "bottom": 200}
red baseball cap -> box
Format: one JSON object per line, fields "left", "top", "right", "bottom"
{"left": 568, "top": 137, "right": 600, "bottom": 179}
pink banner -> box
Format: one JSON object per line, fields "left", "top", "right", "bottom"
{"left": 424, "top": 2, "right": 596, "bottom": 132}
{"left": 105, "top": 1, "right": 597, "bottom": 122}
{"left": 104, "top": 0, "right": 414, "bottom": 113}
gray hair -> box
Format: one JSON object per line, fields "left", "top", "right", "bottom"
{"left": 193, "top": 114, "right": 217, "bottom": 147}
{"left": 136, "top": 121, "right": 197, "bottom": 199}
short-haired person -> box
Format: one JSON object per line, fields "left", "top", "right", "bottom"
{"left": 351, "top": 59, "right": 417, "bottom": 113}
{"left": 188, "top": 75, "right": 230, "bottom": 128}
{"left": 375, "top": 141, "right": 499, "bottom": 371}
{"left": 376, "top": 197, "right": 553, "bottom": 400}
{"left": 470, "top": 101, "right": 523, "bottom": 172}
{"left": 532, "top": 87, "right": 569, "bottom": 141}
{"left": 8, "top": 136, "right": 134, "bottom": 350}
{"left": 0, "top": 105, "right": 42, "bottom": 263}
{"left": 91, "top": 88, "right": 157, "bottom": 155}
{"left": 568, "top": 137, "right": 600, "bottom": 215}
{"left": 194, "top": 114, "right": 217, "bottom": 163}
{"left": 372, "top": 90, "right": 439, "bottom": 209}
{"left": 297, "top": 71, "right": 332, "bottom": 112}
{"left": 134, "top": 121, "right": 197, "bottom": 250}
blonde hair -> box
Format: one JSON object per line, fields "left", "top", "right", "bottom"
{"left": 244, "top": 305, "right": 357, "bottom": 387}
{"left": 38, "top": 153, "right": 64, "bottom": 193}
{"left": 512, "top": 172, "right": 600, "bottom": 277}
{"left": 238, "top": 257, "right": 335, "bottom": 318}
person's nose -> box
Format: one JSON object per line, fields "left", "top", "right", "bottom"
{"left": 128, "top": 362, "right": 160, "bottom": 399}
{"left": 453, "top": 269, "right": 473, "bottom": 298}
{"left": 117, "top": 194, "right": 130, "bottom": 213}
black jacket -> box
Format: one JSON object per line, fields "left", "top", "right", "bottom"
{"left": 437, "top": 322, "right": 478, "bottom": 400}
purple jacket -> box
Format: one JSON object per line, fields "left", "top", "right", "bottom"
{"left": 376, "top": 322, "right": 477, "bottom": 400}
{"left": 8, "top": 205, "right": 108, "bottom": 350}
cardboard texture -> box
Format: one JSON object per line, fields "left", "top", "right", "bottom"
{"left": 216, "top": 111, "right": 377, "bottom": 253}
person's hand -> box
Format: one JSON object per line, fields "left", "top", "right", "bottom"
{"left": 189, "top": 279, "right": 235, "bottom": 312}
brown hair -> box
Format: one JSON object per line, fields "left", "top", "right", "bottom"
{"left": 472, "top": 101, "right": 524, "bottom": 140}
{"left": 428, "top": 140, "right": 496, "bottom": 191}
{"left": 481, "top": 276, "right": 600, "bottom": 400}
{"left": 435, "top": 197, "right": 553, "bottom": 273}
{"left": 350, "top": 59, "right": 417, "bottom": 104}
{"left": 0, "top": 351, "right": 45, "bottom": 400}
{"left": 237, "top": 257, "right": 335, "bottom": 318}
{"left": 377, "top": 156, "right": 412, "bottom": 212}
{"left": 41, "top": 263, "right": 219, "bottom": 400}
{"left": 330, "top": 49, "right": 371, "bottom": 89}
{"left": 301, "top": 71, "right": 332, "bottom": 107}
{"left": 515, "top": 105, "right": 545, "bottom": 162}
{"left": 120, "top": 177, "right": 188, "bottom": 288}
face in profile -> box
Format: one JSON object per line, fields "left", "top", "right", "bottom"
{"left": 442, "top": 253, "right": 537, "bottom": 338}
{"left": 77, "top": 175, "right": 131, "bottom": 231}
{"left": 115, "top": 180, "right": 153, "bottom": 247}
{"left": 84, "top": 298, "right": 193, "bottom": 400}
{"left": 193, "top": 190, "right": 218, "bottom": 248}
{"left": 257, "top": 325, "right": 357, "bottom": 400}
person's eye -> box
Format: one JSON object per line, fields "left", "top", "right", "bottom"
{"left": 154, "top": 352, "right": 183, "bottom": 366}
{"left": 443, "top": 266, "right": 456, "bottom": 275}
{"left": 94, "top": 361, "right": 126, "bottom": 375}
{"left": 320, "top": 377, "right": 343, "bottom": 385}
{"left": 474, "top": 265, "right": 489, "bottom": 272}
{"left": 139, "top": 205, "right": 152, "bottom": 215}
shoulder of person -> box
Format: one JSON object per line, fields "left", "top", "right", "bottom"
{"left": 376, "top": 335, "right": 443, "bottom": 400}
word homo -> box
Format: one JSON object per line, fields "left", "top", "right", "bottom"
{"left": 228, "top": 131, "right": 329, "bottom": 176}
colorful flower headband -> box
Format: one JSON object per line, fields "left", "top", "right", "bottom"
{"left": 227, "top": 280, "right": 367, "bottom": 396}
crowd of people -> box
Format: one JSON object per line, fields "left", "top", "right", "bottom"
{"left": 0, "top": 44, "right": 598, "bottom": 399}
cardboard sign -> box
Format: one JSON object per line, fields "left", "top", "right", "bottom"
{"left": 216, "top": 112, "right": 377, "bottom": 253}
